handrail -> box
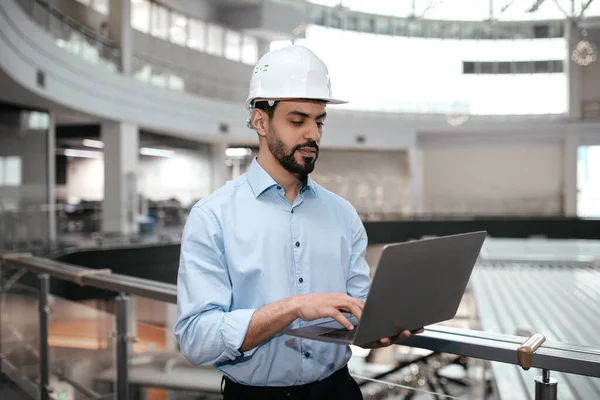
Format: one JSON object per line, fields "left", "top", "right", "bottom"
{"left": 0, "top": 253, "right": 177, "bottom": 303}
{"left": 1, "top": 251, "right": 600, "bottom": 382}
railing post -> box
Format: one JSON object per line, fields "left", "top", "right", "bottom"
{"left": 116, "top": 294, "right": 129, "bottom": 400}
{"left": 38, "top": 273, "right": 50, "bottom": 400}
{"left": 535, "top": 369, "right": 558, "bottom": 400}
{"left": 0, "top": 260, "right": 4, "bottom": 384}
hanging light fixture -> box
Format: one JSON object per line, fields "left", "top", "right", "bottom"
{"left": 446, "top": 114, "right": 469, "bottom": 126}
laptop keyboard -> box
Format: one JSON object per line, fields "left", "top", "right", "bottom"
{"left": 319, "top": 327, "right": 357, "bottom": 340}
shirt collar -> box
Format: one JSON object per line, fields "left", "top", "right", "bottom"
{"left": 246, "top": 158, "right": 317, "bottom": 198}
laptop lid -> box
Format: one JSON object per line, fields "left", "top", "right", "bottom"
{"left": 351, "top": 231, "right": 487, "bottom": 346}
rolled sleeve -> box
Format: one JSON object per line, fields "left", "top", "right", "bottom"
{"left": 221, "top": 309, "right": 259, "bottom": 359}
{"left": 174, "top": 206, "right": 257, "bottom": 366}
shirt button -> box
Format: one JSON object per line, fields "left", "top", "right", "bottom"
{"left": 299, "top": 277, "right": 303, "bottom": 283}
{"left": 291, "top": 209, "right": 294, "bottom": 213}
{"left": 295, "top": 242, "right": 300, "bottom": 247}
{"left": 304, "top": 352, "right": 310, "bottom": 358}
{"left": 277, "top": 186, "right": 282, "bottom": 190}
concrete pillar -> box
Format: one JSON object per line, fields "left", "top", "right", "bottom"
{"left": 565, "top": 21, "right": 583, "bottom": 120}
{"left": 211, "top": 141, "right": 229, "bottom": 192}
{"left": 408, "top": 148, "right": 423, "bottom": 216}
{"left": 47, "top": 112, "right": 56, "bottom": 245}
{"left": 108, "top": 0, "right": 132, "bottom": 75}
{"left": 563, "top": 130, "right": 580, "bottom": 217}
{"left": 101, "top": 122, "right": 139, "bottom": 236}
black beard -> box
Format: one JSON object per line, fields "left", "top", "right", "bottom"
{"left": 267, "top": 127, "right": 319, "bottom": 177}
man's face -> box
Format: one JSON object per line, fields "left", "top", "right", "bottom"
{"left": 265, "top": 100, "right": 326, "bottom": 177}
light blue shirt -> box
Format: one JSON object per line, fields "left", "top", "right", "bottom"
{"left": 174, "top": 158, "right": 371, "bottom": 386}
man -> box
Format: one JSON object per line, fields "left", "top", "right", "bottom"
{"left": 174, "top": 45, "right": 418, "bottom": 399}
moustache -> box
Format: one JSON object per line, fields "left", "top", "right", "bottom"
{"left": 294, "top": 140, "right": 319, "bottom": 153}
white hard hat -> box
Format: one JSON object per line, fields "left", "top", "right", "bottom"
{"left": 245, "top": 45, "right": 347, "bottom": 111}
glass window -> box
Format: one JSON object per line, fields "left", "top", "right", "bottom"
{"left": 330, "top": 13, "right": 342, "bottom": 29}
{"left": 376, "top": 17, "right": 390, "bottom": 35}
{"left": 131, "top": 0, "right": 150, "bottom": 33}
{"left": 151, "top": 3, "right": 169, "bottom": 39}
{"left": 241, "top": 36, "right": 258, "bottom": 65}
{"left": 188, "top": 19, "right": 206, "bottom": 50}
{"left": 311, "top": 8, "right": 326, "bottom": 25}
{"left": 170, "top": 11, "right": 187, "bottom": 45}
{"left": 1, "top": 157, "right": 22, "bottom": 186}
{"left": 347, "top": 16, "right": 358, "bottom": 31}
{"left": 498, "top": 61, "right": 511, "bottom": 74}
{"left": 225, "top": 30, "right": 241, "bottom": 61}
{"left": 207, "top": 24, "right": 224, "bottom": 56}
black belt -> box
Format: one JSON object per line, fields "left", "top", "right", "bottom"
{"left": 221, "top": 365, "right": 357, "bottom": 400}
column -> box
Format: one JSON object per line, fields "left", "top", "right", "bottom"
{"left": 108, "top": 0, "right": 132, "bottom": 75}
{"left": 47, "top": 112, "right": 56, "bottom": 245}
{"left": 408, "top": 148, "right": 424, "bottom": 216}
{"left": 565, "top": 20, "right": 583, "bottom": 120}
{"left": 102, "top": 122, "right": 139, "bottom": 236}
{"left": 211, "top": 141, "right": 229, "bottom": 192}
{"left": 563, "top": 130, "right": 579, "bottom": 217}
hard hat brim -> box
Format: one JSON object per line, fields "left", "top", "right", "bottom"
{"left": 246, "top": 97, "right": 348, "bottom": 109}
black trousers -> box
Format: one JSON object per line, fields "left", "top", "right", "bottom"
{"left": 222, "top": 365, "right": 363, "bottom": 400}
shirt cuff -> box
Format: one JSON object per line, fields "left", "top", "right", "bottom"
{"left": 220, "top": 309, "right": 258, "bottom": 359}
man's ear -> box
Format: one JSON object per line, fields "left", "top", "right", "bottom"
{"left": 251, "top": 109, "right": 269, "bottom": 138}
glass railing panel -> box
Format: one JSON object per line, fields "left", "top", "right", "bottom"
{"left": 16, "top": 0, "right": 120, "bottom": 72}
{"left": 1, "top": 264, "right": 42, "bottom": 398}
{"left": 47, "top": 294, "right": 117, "bottom": 400}
{"left": 125, "top": 296, "right": 222, "bottom": 399}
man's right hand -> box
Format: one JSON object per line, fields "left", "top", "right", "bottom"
{"left": 292, "top": 293, "right": 364, "bottom": 330}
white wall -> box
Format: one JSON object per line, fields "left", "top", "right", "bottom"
{"left": 422, "top": 145, "right": 564, "bottom": 215}
{"left": 55, "top": 158, "right": 104, "bottom": 201}
{"left": 138, "top": 147, "right": 212, "bottom": 204}
{"left": 56, "top": 148, "right": 213, "bottom": 204}
{"left": 311, "top": 149, "right": 410, "bottom": 215}
{"left": 582, "top": 54, "right": 600, "bottom": 104}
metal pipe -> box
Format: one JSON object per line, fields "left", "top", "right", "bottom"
{"left": 1, "top": 255, "right": 177, "bottom": 303}
{"left": 0, "top": 260, "right": 4, "bottom": 383}
{"left": 116, "top": 294, "right": 129, "bottom": 400}
{"left": 401, "top": 326, "right": 600, "bottom": 378}
{"left": 38, "top": 273, "right": 50, "bottom": 400}
{"left": 535, "top": 369, "right": 558, "bottom": 400}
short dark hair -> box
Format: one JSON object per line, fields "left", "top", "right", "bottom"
{"left": 253, "top": 100, "right": 279, "bottom": 120}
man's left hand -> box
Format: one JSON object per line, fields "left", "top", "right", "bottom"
{"left": 360, "top": 328, "right": 425, "bottom": 349}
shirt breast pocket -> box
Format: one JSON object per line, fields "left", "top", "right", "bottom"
{"left": 221, "top": 212, "right": 293, "bottom": 303}
{"left": 305, "top": 227, "right": 352, "bottom": 292}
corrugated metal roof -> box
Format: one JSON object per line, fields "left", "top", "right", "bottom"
{"left": 471, "top": 238, "right": 600, "bottom": 400}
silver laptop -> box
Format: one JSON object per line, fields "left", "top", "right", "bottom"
{"left": 285, "top": 231, "right": 487, "bottom": 347}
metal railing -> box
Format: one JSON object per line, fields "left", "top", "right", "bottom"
{"left": 14, "top": 0, "right": 121, "bottom": 71}
{"left": 1, "top": 252, "right": 599, "bottom": 399}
